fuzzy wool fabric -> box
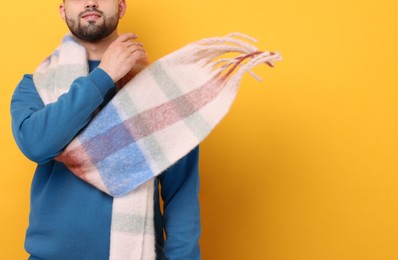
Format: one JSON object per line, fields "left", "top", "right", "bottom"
{"left": 33, "top": 33, "right": 281, "bottom": 259}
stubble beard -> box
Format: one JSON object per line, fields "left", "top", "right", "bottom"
{"left": 65, "top": 10, "right": 119, "bottom": 43}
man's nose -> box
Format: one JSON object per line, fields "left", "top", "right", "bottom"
{"left": 85, "top": 0, "right": 98, "bottom": 9}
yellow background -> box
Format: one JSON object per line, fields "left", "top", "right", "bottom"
{"left": 1, "top": 0, "right": 397, "bottom": 259}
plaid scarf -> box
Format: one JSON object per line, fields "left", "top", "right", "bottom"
{"left": 33, "top": 33, "right": 281, "bottom": 259}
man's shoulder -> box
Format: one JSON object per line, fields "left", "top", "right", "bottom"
{"left": 14, "top": 74, "right": 36, "bottom": 95}
{"left": 20, "top": 74, "right": 33, "bottom": 81}
{"left": 17, "top": 74, "right": 34, "bottom": 86}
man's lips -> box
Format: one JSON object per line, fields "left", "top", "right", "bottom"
{"left": 81, "top": 12, "right": 102, "bottom": 19}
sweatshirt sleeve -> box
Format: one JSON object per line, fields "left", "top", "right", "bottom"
{"left": 10, "top": 68, "right": 115, "bottom": 164}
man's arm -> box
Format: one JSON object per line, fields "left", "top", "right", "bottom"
{"left": 10, "top": 69, "right": 114, "bottom": 164}
{"left": 159, "top": 146, "right": 201, "bottom": 260}
{"left": 11, "top": 33, "right": 146, "bottom": 165}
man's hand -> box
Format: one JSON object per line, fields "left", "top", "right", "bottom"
{"left": 98, "top": 33, "right": 146, "bottom": 83}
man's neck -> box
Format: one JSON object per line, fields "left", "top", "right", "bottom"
{"left": 72, "top": 31, "right": 119, "bottom": 61}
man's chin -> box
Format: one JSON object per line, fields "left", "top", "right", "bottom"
{"left": 82, "top": 20, "right": 103, "bottom": 28}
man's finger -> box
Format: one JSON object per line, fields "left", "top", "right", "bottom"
{"left": 125, "top": 41, "right": 143, "bottom": 47}
{"left": 129, "top": 46, "right": 146, "bottom": 54}
{"left": 116, "top": 33, "right": 138, "bottom": 43}
{"left": 131, "top": 50, "right": 146, "bottom": 60}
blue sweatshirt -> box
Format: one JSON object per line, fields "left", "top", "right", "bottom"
{"left": 10, "top": 61, "right": 201, "bottom": 260}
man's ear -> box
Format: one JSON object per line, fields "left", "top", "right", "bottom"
{"left": 118, "top": 0, "right": 127, "bottom": 18}
{"left": 59, "top": 3, "right": 66, "bottom": 21}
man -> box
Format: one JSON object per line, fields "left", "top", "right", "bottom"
{"left": 10, "top": 0, "right": 201, "bottom": 259}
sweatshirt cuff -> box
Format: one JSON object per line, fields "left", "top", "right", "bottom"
{"left": 88, "top": 68, "right": 115, "bottom": 97}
